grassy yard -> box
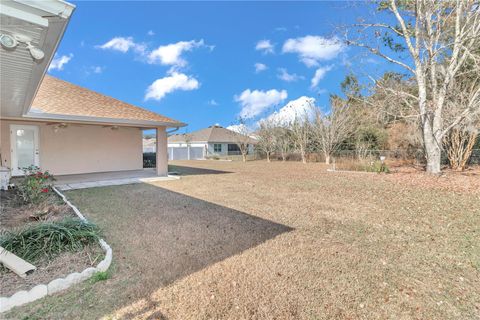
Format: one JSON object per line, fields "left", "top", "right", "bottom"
{"left": 6, "top": 161, "right": 479, "bottom": 319}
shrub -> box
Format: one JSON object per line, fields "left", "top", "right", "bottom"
{"left": 0, "top": 218, "right": 100, "bottom": 263}
{"left": 90, "top": 270, "right": 111, "bottom": 283}
{"left": 365, "top": 161, "right": 390, "bottom": 173}
{"left": 17, "top": 166, "right": 55, "bottom": 204}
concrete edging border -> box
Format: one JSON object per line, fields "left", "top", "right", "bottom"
{"left": 0, "top": 187, "right": 112, "bottom": 313}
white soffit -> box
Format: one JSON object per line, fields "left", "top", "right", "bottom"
{"left": 0, "top": 0, "right": 75, "bottom": 118}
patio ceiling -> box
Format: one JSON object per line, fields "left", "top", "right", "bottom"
{"left": 0, "top": 0, "right": 75, "bottom": 118}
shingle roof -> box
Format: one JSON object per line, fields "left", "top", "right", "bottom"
{"left": 168, "top": 125, "right": 257, "bottom": 144}
{"left": 30, "top": 75, "right": 184, "bottom": 127}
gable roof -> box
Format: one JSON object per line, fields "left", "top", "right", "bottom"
{"left": 168, "top": 125, "right": 257, "bottom": 144}
{"left": 26, "top": 75, "right": 185, "bottom": 127}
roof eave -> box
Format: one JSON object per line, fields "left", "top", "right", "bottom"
{"left": 19, "top": 112, "right": 187, "bottom": 128}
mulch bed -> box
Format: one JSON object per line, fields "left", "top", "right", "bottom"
{"left": 0, "top": 189, "right": 103, "bottom": 297}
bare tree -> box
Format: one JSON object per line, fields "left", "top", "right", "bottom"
{"left": 442, "top": 53, "right": 480, "bottom": 170}
{"left": 229, "top": 119, "right": 252, "bottom": 162}
{"left": 256, "top": 119, "right": 277, "bottom": 162}
{"left": 290, "top": 114, "right": 311, "bottom": 164}
{"left": 312, "top": 96, "right": 353, "bottom": 164}
{"left": 444, "top": 127, "right": 478, "bottom": 170}
{"left": 347, "top": 0, "right": 480, "bottom": 174}
{"left": 276, "top": 127, "right": 292, "bottom": 161}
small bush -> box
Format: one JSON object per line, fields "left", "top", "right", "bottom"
{"left": 0, "top": 218, "right": 100, "bottom": 263}
{"left": 17, "top": 166, "right": 55, "bottom": 205}
{"left": 91, "top": 270, "right": 111, "bottom": 283}
{"left": 365, "top": 161, "right": 390, "bottom": 173}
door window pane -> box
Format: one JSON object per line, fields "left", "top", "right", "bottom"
{"left": 16, "top": 129, "right": 35, "bottom": 169}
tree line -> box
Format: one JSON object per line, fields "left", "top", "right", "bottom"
{"left": 255, "top": 0, "right": 479, "bottom": 173}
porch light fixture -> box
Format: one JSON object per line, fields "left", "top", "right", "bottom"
{"left": 0, "top": 32, "right": 44, "bottom": 61}
{"left": 52, "top": 123, "right": 68, "bottom": 133}
{"left": 26, "top": 43, "right": 44, "bottom": 60}
{"left": 0, "top": 34, "right": 17, "bottom": 49}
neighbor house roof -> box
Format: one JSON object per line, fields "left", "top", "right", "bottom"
{"left": 25, "top": 75, "right": 185, "bottom": 127}
{"left": 168, "top": 125, "right": 257, "bottom": 144}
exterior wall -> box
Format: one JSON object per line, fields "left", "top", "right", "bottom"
{"left": 1, "top": 120, "right": 144, "bottom": 175}
{"left": 207, "top": 142, "right": 255, "bottom": 156}
{"left": 166, "top": 141, "right": 256, "bottom": 159}
{"left": 207, "top": 142, "right": 228, "bottom": 156}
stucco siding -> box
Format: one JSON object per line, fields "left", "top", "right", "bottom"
{"left": 1, "top": 120, "right": 146, "bottom": 175}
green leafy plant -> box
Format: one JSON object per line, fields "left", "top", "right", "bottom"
{"left": 0, "top": 218, "right": 100, "bottom": 263}
{"left": 90, "top": 270, "right": 111, "bottom": 283}
{"left": 17, "top": 166, "right": 55, "bottom": 204}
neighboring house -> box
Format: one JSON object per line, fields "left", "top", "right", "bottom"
{"left": 167, "top": 125, "right": 257, "bottom": 160}
{"left": 143, "top": 138, "right": 156, "bottom": 153}
{"left": 0, "top": 0, "right": 185, "bottom": 177}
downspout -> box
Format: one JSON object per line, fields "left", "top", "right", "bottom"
{"left": 166, "top": 127, "right": 180, "bottom": 136}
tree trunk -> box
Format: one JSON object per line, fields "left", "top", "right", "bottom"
{"left": 423, "top": 130, "right": 442, "bottom": 174}
{"left": 417, "top": 71, "right": 442, "bottom": 175}
{"left": 301, "top": 151, "right": 306, "bottom": 164}
{"left": 242, "top": 152, "right": 247, "bottom": 162}
{"left": 325, "top": 153, "right": 330, "bottom": 165}
{"left": 266, "top": 153, "right": 271, "bottom": 162}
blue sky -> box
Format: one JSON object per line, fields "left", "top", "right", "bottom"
{"left": 48, "top": 1, "right": 392, "bottom": 133}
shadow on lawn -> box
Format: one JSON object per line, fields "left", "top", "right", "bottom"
{"left": 40, "top": 183, "right": 292, "bottom": 320}
{"left": 168, "top": 164, "right": 232, "bottom": 176}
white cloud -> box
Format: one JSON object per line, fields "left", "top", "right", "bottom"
{"left": 208, "top": 99, "right": 219, "bottom": 106}
{"left": 145, "top": 72, "right": 200, "bottom": 101}
{"left": 277, "top": 68, "right": 304, "bottom": 82}
{"left": 97, "top": 36, "right": 145, "bottom": 54}
{"left": 254, "top": 63, "right": 268, "bottom": 73}
{"left": 275, "top": 27, "right": 287, "bottom": 32}
{"left": 234, "top": 89, "right": 288, "bottom": 119}
{"left": 282, "top": 35, "right": 345, "bottom": 67}
{"left": 147, "top": 39, "right": 205, "bottom": 68}
{"left": 48, "top": 53, "right": 73, "bottom": 71}
{"left": 310, "top": 65, "right": 333, "bottom": 88}
{"left": 93, "top": 66, "right": 105, "bottom": 74}
{"left": 147, "top": 30, "right": 155, "bottom": 36}
{"left": 226, "top": 124, "right": 250, "bottom": 134}
{"left": 255, "top": 40, "right": 274, "bottom": 54}
{"left": 261, "top": 96, "right": 316, "bottom": 126}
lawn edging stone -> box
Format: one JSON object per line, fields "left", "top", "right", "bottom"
{"left": 0, "top": 187, "right": 113, "bottom": 314}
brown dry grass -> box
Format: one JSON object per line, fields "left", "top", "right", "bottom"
{"left": 0, "top": 191, "right": 73, "bottom": 232}
{"left": 5, "top": 161, "right": 480, "bottom": 320}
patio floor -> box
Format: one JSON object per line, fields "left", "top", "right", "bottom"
{"left": 54, "top": 168, "right": 178, "bottom": 191}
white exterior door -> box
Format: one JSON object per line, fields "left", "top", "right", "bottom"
{"left": 10, "top": 125, "right": 40, "bottom": 176}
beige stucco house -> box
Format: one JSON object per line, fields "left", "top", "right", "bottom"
{"left": 0, "top": 0, "right": 185, "bottom": 178}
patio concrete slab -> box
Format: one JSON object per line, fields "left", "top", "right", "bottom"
{"left": 54, "top": 169, "right": 179, "bottom": 191}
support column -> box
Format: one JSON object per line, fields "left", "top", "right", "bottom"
{"left": 156, "top": 127, "right": 168, "bottom": 176}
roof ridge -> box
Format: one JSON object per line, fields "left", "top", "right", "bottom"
{"left": 206, "top": 126, "right": 215, "bottom": 142}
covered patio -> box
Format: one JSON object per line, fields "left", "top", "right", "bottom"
{"left": 54, "top": 168, "right": 178, "bottom": 191}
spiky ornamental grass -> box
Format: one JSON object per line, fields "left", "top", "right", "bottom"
{"left": 0, "top": 218, "right": 100, "bottom": 263}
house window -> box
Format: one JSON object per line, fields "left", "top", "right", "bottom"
{"left": 214, "top": 144, "right": 222, "bottom": 153}
{"left": 227, "top": 144, "right": 240, "bottom": 152}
